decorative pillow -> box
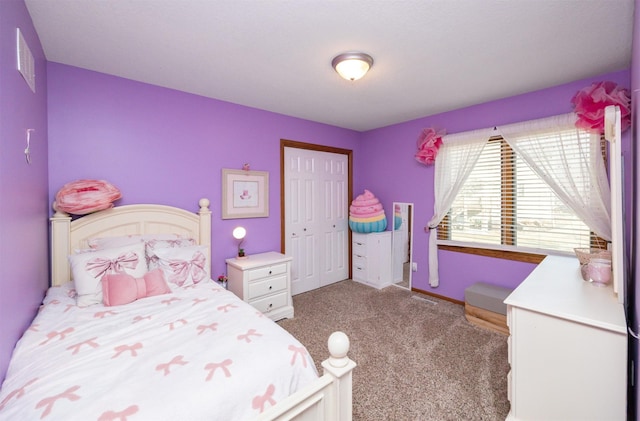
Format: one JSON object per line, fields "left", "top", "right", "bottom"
{"left": 102, "top": 269, "right": 171, "bottom": 306}
{"left": 155, "top": 245, "right": 209, "bottom": 287}
{"left": 69, "top": 242, "right": 147, "bottom": 307}
{"left": 146, "top": 237, "right": 197, "bottom": 270}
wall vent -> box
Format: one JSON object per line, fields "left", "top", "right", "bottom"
{"left": 16, "top": 28, "right": 35, "bottom": 93}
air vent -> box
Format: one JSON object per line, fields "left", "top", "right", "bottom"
{"left": 16, "top": 28, "right": 35, "bottom": 93}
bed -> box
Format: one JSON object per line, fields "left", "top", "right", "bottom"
{"left": 0, "top": 198, "right": 355, "bottom": 420}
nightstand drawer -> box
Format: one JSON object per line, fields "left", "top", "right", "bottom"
{"left": 247, "top": 263, "right": 288, "bottom": 281}
{"left": 247, "top": 274, "right": 287, "bottom": 300}
{"left": 250, "top": 291, "right": 288, "bottom": 315}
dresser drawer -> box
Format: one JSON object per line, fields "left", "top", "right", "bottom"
{"left": 352, "top": 261, "right": 368, "bottom": 281}
{"left": 247, "top": 274, "right": 287, "bottom": 300}
{"left": 352, "top": 240, "right": 367, "bottom": 257}
{"left": 250, "top": 291, "right": 289, "bottom": 314}
{"left": 247, "top": 263, "right": 288, "bottom": 281}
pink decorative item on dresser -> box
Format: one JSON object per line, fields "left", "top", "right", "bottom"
{"left": 54, "top": 179, "right": 121, "bottom": 215}
{"left": 348, "top": 189, "right": 387, "bottom": 233}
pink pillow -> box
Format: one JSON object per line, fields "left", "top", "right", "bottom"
{"left": 102, "top": 269, "right": 171, "bottom": 306}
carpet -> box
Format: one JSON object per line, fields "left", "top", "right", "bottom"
{"left": 277, "top": 280, "right": 510, "bottom": 420}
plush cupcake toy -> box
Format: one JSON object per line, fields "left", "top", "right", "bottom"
{"left": 349, "top": 189, "right": 387, "bottom": 233}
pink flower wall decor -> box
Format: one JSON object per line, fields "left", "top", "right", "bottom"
{"left": 415, "top": 127, "right": 445, "bottom": 166}
{"left": 571, "top": 81, "right": 631, "bottom": 134}
{"left": 54, "top": 179, "right": 122, "bottom": 215}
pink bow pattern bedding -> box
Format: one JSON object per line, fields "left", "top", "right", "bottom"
{"left": 0, "top": 281, "right": 318, "bottom": 420}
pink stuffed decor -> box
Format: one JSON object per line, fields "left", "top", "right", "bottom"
{"left": 102, "top": 269, "right": 171, "bottom": 306}
{"left": 571, "top": 81, "right": 631, "bottom": 134}
{"left": 415, "top": 127, "right": 445, "bottom": 166}
{"left": 54, "top": 179, "right": 121, "bottom": 215}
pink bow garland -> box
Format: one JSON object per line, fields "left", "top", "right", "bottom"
{"left": 415, "top": 127, "right": 445, "bottom": 166}
{"left": 167, "top": 252, "right": 206, "bottom": 286}
{"left": 571, "top": 81, "right": 631, "bottom": 134}
{"left": 86, "top": 252, "right": 139, "bottom": 279}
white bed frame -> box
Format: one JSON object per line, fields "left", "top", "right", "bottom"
{"left": 50, "top": 198, "right": 356, "bottom": 420}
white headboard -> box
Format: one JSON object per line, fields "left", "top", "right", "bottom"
{"left": 50, "top": 198, "right": 212, "bottom": 286}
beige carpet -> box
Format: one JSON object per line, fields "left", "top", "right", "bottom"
{"left": 277, "top": 280, "right": 510, "bottom": 421}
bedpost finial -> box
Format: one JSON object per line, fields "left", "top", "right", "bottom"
{"left": 198, "top": 198, "right": 210, "bottom": 210}
{"left": 327, "top": 331, "right": 350, "bottom": 368}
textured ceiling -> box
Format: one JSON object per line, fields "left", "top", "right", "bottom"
{"left": 25, "top": 0, "right": 634, "bottom": 131}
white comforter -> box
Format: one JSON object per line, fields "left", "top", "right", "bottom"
{"left": 0, "top": 280, "right": 317, "bottom": 420}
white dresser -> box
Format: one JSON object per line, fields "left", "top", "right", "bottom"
{"left": 225, "top": 252, "right": 294, "bottom": 321}
{"left": 504, "top": 255, "right": 627, "bottom": 421}
{"left": 352, "top": 231, "right": 392, "bottom": 289}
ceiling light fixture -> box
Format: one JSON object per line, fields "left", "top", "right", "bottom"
{"left": 332, "top": 52, "right": 374, "bottom": 81}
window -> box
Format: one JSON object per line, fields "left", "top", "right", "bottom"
{"left": 437, "top": 131, "right": 606, "bottom": 255}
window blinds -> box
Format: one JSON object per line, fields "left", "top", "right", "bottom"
{"left": 439, "top": 131, "right": 605, "bottom": 255}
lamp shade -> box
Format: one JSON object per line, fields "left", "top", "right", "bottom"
{"left": 332, "top": 52, "right": 373, "bottom": 81}
{"left": 232, "top": 226, "right": 246, "bottom": 240}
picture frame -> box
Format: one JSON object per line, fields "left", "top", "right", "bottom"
{"left": 221, "top": 169, "right": 269, "bottom": 219}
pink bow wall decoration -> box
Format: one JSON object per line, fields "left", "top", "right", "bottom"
{"left": 415, "top": 127, "right": 445, "bottom": 166}
{"left": 571, "top": 81, "right": 631, "bottom": 134}
{"left": 85, "top": 252, "right": 139, "bottom": 279}
{"left": 167, "top": 252, "right": 207, "bottom": 286}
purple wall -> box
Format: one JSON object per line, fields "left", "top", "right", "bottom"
{"left": 48, "top": 62, "right": 632, "bottom": 303}
{"left": 0, "top": 0, "right": 49, "bottom": 382}
{"left": 47, "top": 63, "right": 362, "bottom": 279}
{"left": 360, "top": 70, "right": 631, "bottom": 301}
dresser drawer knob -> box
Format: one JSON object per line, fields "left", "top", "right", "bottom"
{"left": 269, "top": 285, "right": 273, "bottom": 290}
{"left": 268, "top": 270, "right": 272, "bottom": 275}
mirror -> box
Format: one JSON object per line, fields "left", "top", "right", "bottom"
{"left": 392, "top": 202, "right": 414, "bottom": 290}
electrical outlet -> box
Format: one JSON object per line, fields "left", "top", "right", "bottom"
{"left": 412, "top": 262, "right": 417, "bottom": 272}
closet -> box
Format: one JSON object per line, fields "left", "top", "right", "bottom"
{"left": 282, "top": 141, "right": 352, "bottom": 295}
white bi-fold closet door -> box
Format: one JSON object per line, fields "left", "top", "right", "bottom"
{"left": 283, "top": 143, "right": 350, "bottom": 295}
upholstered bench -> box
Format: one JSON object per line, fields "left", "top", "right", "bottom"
{"left": 464, "top": 282, "right": 513, "bottom": 335}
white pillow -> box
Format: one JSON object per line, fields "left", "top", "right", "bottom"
{"left": 155, "top": 245, "right": 209, "bottom": 288}
{"left": 69, "top": 242, "right": 147, "bottom": 307}
{"left": 146, "top": 237, "right": 196, "bottom": 270}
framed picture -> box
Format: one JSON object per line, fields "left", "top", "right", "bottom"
{"left": 221, "top": 169, "right": 269, "bottom": 219}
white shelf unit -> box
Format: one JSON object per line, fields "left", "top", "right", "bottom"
{"left": 352, "top": 231, "right": 392, "bottom": 289}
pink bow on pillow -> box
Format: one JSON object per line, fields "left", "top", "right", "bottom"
{"left": 102, "top": 269, "right": 171, "bottom": 306}
{"left": 167, "top": 251, "right": 207, "bottom": 286}
{"left": 86, "top": 251, "right": 139, "bottom": 279}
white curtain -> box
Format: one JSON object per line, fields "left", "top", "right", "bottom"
{"left": 427, "top": 128, "right": 495, "bottom": 287}
{"left": 499, "top": 113, "right": 611, "bottom": 241}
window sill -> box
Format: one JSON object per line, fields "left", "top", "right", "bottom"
{"left": 437, "top": 244, "right": 546, "bottom": 264}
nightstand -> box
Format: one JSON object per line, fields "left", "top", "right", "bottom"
{"left": 225, "top": 251, "right": 294, "bottom": 321}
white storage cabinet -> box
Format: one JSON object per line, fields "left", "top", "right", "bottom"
{"left": 226, "top": 252, "right": 294, "bottom": 321}
{"left": 352, "top": 231, "right": 392, "bottom": 289}
{"left": 504, "top": 256, "right": 627, "bottom": 421}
